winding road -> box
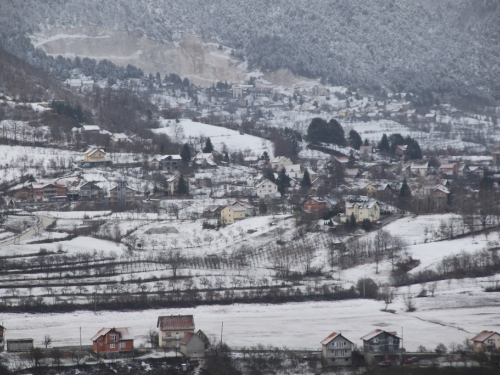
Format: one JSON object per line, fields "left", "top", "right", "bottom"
{"left": 0, "top": 215, "right": 55, "bottom": 248}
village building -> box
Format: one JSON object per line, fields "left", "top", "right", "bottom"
{"left": 109, "top": 181, "right": 136, "bottom": 205}
{"left": 31, "top": 182, "right": 67, "bottom": 202}
{"left": 232, "top": 200, "right": 255, "bottom": 216}
{"left": 255, "top": 179, "right": 279, "bottom": 198}
{"left": 0, "top": 325, "right": 5, "bottom": 351}
{"left": 341, "top": 198, "right": 380, "bottom": 223}
{"left": 360, "top": 329, "right": 401, "bottom": 366}
{"left": 91, "top": 327, "right": 134, "bottom": 357}
{"left": 149, "top": 154, "right": 182, "bottom": 171}
{"left": 179, "top": 332, "right": 206, "bottom": 358}
{"left": 6, "top": 339, "right": 33, "bottom": 352}
{"left": 81, "top": 125, "right": 101, "bottom": 134}
{"left": 157, "top": 315, "right": 195, "bottom": 349}
{"left": 82, "top": 147, "right": 109, "bottom": 167}
{"left": 493, "top": 147, "right": 500, "bottom": 164}
{"left": 321, "top": 332, "right": 354, "bottom": 366}
{"left": 221, "top": 205, "right": 246, "bottom": 225}
{"left": 270, "top": 156, "right": 293, "bottom": 171}
{"left": 203, "top": 205, "right": 223, "bottom": 219}
{"left": 79, "top": 181, "right": 103, "bottom": 200}
{"left": 166, "top": 174, "right": 190, "bottom": 196}
{"left": 472, "top": 330, "right": 500, "bottom": 352}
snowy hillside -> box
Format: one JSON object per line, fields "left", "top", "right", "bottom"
{"left": 1, "top": 0, "right": 499, "bottom": 96}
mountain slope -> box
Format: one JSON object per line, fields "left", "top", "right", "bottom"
{"left": 1, "top": 0, "right": 499, "bottom": 97}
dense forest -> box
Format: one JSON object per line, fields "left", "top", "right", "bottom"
{"left": 0, "top": 0, "right": 499, "bottom": 99}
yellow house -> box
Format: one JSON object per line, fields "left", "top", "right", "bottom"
{"left": 221, "top": 205, "right": 246, "bottom": 225}
{"left": 341, "top": 199, "right": 380, "bottom": 223}
{"left": 84, "top": 148, "right": 106, "bottom": 163}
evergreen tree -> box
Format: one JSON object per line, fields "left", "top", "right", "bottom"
{"left": 301, "top": 169, "right": 312, "bottom": 187}
{"left": 224, "top": 151, "right": 230, "bottom": 163}
{"left": 306, "top": 118, "right": 345, "bottom": 146}
{"left": 176, "top": 175, "right": 188, "bottom": 195}
{"left": 276, "top": 167, "right": 292, "bottom": 195}
{"left": 400, "top": 178, "right": 411, "bottom": 198}
{"left": 181, "top": 144, "right": 191, "bottom": 163}
{"left": 389, "top": 133, "right": 405, "bottom": 154}
{"left": 364, "top": 138, "right": 370, "bottom": 146}
{"left": 348, "top": 129, "right": 362, "bottom": 150}
{"left": 203, "top": 138, "right": 214, "bottom": 153}
{"left": 348, "top": 153, "right": 356, "bottom": 167}
{"left": 378, "top": 134, "right": 390, "bottom": 153}
{"left": 259, "top": 200, "right": 268, "bottom": 215}
{"left": 261, "top": 151, "right": 270, "bottom": 162}
{"left": 262, "top": 167, "right": 276, "bottom": 183}
{"left": 405, "top": 136, "right": 422, "bottom": 160}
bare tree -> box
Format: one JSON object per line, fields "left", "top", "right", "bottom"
{"left": 402, "top": 288, "right": 416, "bottom": 312}
{"left": 166, "top": 249, "right": 184, "bottom": 278}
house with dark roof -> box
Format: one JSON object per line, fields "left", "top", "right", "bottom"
{"left": 472, "top": 330, "right": 500, "bottom": 352}
{"left": 360, "top": 329, "right": 401, "bottom": 365}
{"left": 157, "top": 315, "right": 195, "bottom": 349}
{"left": 321, "top": 332, "right": 354, "bottom": 366}
{"left": 91, "top": 327, "right": 134, "bottom": 357}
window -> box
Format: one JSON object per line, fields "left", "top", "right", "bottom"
{"left": 109, "top": 334, "right": 117, "bottom": 341}
{"left": 99, "top": 343, "right": 103, "bottom": 346}
{"left": 110, "top": 343, "right": 116, "bottom": 349}
{"left": 373, "top": 338, "right": 379, "bottom": 344}
{"left": 488, "top": 339, "right": 494, "bottom": 345}
{"left": 119, "top": 342, "right": 126, "bottom": 348}
{"left": 166, "top": 333, "right": 172, "bottom": 337}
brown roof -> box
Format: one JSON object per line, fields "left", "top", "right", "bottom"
{"left": 157, "top": 315, "right": 195, "bottom": 331}
{"left": 472, "top": 330, "right": 498, "bottom": 342}
{"left": 179, "top": 332, "right": 195, "bottom": 345}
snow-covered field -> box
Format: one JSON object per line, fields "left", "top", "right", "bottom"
{"left": 153, "top": 119, "right": 274, "bottom": 157}
{"left": 3, "top": 280, "right": 499, "bottom": 351}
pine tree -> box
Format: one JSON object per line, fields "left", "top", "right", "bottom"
{"left": 261, "top": 151, "right": 270, "bottom": 162}
{"left": 181, "top": 144, "right": 191, "bottom": 163}
{"left": 348, "top": 129, "right": 362, "bottom": 150}
{"left": 301, "top": 169, "right": 312, "bottom": 187}
{"left": 259, "top": 200, "right": 268, "bottom": 215}
{"left": 203, "top": 138, "right": 214, "bottom": 153}
{"left": 348, "top": 153, "right": 356, "bottom": 167}
{"left": 276, "top": 167, "right": 291, "bottom": 195}
{"left": 400, "top": 178, "right": 411, "bottom": 198}
{"left": 176, "top": 175, "right": 188, "bottom": 195}
{"left": 364, "top": 138, "right": 369, "bottom": 146}
{"left": 378, "top": 134, "right": 390, "bottom": 153}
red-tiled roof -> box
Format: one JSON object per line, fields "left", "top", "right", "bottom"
{"left": 157, "top": 315, "right": 195, "bottom": 331}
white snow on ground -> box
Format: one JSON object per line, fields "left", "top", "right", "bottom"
{"left": 0, "top": 236, "right": 126, "bottom": 257}
{"left": 153, "top": 119, "right": 274, "bottom": 157}
{"left": 2, "top": 280, "right": 499, "bottom": 351}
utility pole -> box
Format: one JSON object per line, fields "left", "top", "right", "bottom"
{"left": 401, "top": 326, "right": 404, "bottom": 364}
{"left": 220, "top": 322, "right": 224, "bottom": 349}
{"left": 80, "top": 327, "right": 82, "bottom": 350}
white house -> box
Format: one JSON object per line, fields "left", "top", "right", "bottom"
{"left": 270, "top": 156, "right": 293, "bottom": 171}
{"left": 255, "top": 179, "right": 278, "bottom": 198}
{"left": 321, "top": 332, "right": 354, "bottom": 366}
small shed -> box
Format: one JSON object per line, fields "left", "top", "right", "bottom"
{"left": 7, "top": 339, "right": 34, "bottom": 352}
{"left": 179, "top": 332, "right": 205, "bottom": 358}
